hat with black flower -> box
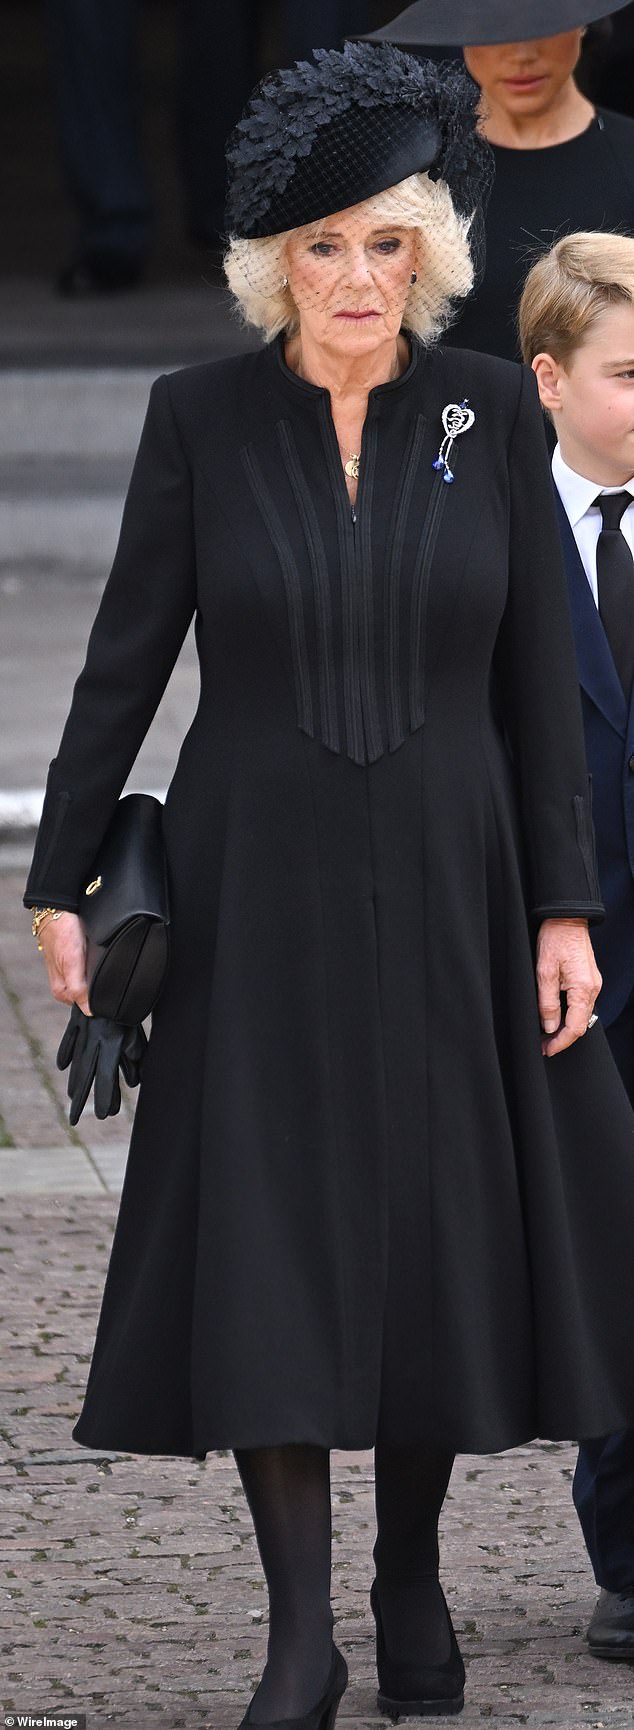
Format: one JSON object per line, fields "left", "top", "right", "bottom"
{"left": 225, "top": 40, "right": 493, "bottom": 241}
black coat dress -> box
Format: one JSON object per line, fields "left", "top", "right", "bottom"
{"left": 25, "top": 336, "right": 634, "bottom": 1457}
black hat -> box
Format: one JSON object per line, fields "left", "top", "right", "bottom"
{"left": 225, "top": 41, "right": 492, "bottom": 239}
{"left": 362, "top": 0, "right": 632, "bottom": 47}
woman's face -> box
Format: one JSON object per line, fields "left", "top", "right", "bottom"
{"left": 463, "top": 31, "right": 585, "bottom": 121}
{"left": 284, "top": 204, "right": 418, "bottom": 359}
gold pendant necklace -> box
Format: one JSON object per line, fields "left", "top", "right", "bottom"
{"left": 293, "top": 342, "right": 403, "bottom": 491}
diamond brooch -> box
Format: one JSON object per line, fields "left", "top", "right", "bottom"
{"left": 432, "top": 399, "right": 475, "bottom": 484}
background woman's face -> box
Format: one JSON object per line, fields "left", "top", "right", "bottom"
{"left": 463, "top": 32, "right": 586, "bottom": 119}
{"left": 284, "top": 206, "right": 417, "bottom": 358}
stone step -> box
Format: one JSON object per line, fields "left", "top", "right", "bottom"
{"left": 0, "top": 1143, "right": 127, "bottom": 1194}
{"left": 0, "top": 276, "right": 257, "bottom": 369}
{"left": 0, "top": 567, "right": 199, "bottom": 822}
{"left": 1, "top": 369, "right": 151, "bottom": 565}
{"left": 1, "top": 494, "right": 125, "bottom": 567}
{"left": 1, "top": 369, "right": 156, "bottom": 458}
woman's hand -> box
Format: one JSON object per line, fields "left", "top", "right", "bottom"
{"left": 37, "top": 912, "right": 91, "bottom": 1016}
{"left": 537, "top": 918, "right": 601, "bottom": 1057}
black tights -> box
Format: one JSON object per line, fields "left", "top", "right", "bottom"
{"left": 373, "top": 1440, "right": 455, "bottom": 1666}
{"left": 235, "top": 1440, "right": 454, "bottom": 1722}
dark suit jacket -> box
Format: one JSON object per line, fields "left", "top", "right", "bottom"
{"left": 555, "top": 488, "right": 634, "bottom": 1025}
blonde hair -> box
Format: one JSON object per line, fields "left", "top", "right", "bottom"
{"left": 224, "top": 172, "right": 474, "bottom": 345}
{"left": 519, "top": 231, "right": 634, "bottom": 366}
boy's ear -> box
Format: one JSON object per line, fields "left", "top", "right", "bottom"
{"left": 531, "top": 352, "right": 564, "bottom": 414}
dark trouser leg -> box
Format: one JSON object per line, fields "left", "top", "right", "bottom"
{"left": 234, "top": 1444, "right": 333, "bottom": 1723}
{"left": 177, "top": 1, "right": 259, "bottom": 244}
{"left": 574, "top": 996, "right": 634, "bottom": 1590}
{"left": 603, "top": 994, "right": 634, "bottom": 1101}
{"left": 45, "top": 0, "right": 151, "bottom": 271}
{"left": 573, "top": 1430, "right": 634, "bottom": 1591}
{"left": 373, "top": 1441, "right": 455, "bottom": 1663}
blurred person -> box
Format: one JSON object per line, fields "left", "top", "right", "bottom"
{"left": 25, "top": 42, "right": 634, "bottom": 1727}
{"left": 364, "top": 0, "right": 634, "bottom": 359}
{"left": 46, "top": 0, "right": 260, "bottom": 292}
{"left": 46, "top": 0, "right": 373, "bottom": 297}
{"left": 577, "top": 0, "right": 634, "bottom": 117}
{"left": 520, "top": 232, "right": 634, "bottom": 1663}
{"left": 284, "top": 1, "right": 369, "bottom": 58}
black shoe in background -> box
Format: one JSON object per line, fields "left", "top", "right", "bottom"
{"left": 587, "top": 1587, "right": 634, "bottom": 1660}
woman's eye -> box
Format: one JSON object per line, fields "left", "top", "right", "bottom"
{"left": 374, "top": 238, "right": 402, "bottom": 254}
{"left": 310, "top": 242, "right": 336, "bottom": 257}
{"left": 618, "top": 369, "right": 634, "bottom": 380}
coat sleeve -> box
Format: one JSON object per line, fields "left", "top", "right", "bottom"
{"left": 23, "top": 373, "right": 196, "bottom": 911}
{"left": 494, "top": 364, "right": 604, "bottom": 925}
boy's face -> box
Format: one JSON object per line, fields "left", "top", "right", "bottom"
{"left": 532, "top": 302, "right": 634, "bottom": 486}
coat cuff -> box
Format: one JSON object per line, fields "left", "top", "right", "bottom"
{"left": 532, "top": 901, "right": 605, "bottom": 926}
{"left": 23, "top": 893, "right": 80, "bottom": 914}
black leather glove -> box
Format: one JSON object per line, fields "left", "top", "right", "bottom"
{"left": 56, "top": 1004, "right": 147, "bottom": 1126}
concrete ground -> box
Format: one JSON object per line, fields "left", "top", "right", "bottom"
{"left": 2, "top": 296, "right": 634, "bottom": 1730}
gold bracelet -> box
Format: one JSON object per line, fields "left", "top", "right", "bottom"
{"left": 31, "top": 906, "right": 64, "bottom": 947}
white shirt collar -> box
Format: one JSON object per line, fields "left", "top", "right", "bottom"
{"left": 552, "top": 443, "right": 634, "bottom": 526}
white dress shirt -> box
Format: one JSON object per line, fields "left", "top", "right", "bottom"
{"left": 552, "top": 443, "right": 634, "bottom": 607}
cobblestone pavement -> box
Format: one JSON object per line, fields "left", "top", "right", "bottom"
{"left": 1, "top": 867, "right": 634, "bottom": 1728}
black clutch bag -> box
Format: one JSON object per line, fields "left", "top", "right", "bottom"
{"left": 79, "top": 793, "right": 170, "bottom": 1024}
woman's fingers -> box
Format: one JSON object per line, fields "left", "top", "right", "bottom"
{"left": 536, "top": 917, "right": 601, "bottom": 1058}
{"left": 536, "top": 951, "right": 562, "bottom": 1035}
{"left": 541, "top": 988, "right": 594, "bottom": 1057}
{"left": 37, "top": 912, "right": 91, "bottom": 1015}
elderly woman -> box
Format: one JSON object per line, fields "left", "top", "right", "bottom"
{"left": 24, "top": 42, "right": 634, "bottom": 1730}
{"left": 368, "top": 0, "right": 634, "bottom": 360}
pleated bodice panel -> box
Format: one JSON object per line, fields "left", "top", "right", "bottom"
{"left": 235, "top": 338, "right": 460, "bottom": 767}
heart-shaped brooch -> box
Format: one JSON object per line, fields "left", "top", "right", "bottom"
{"left": 432, "top": 399, "right": 475, "bottom": 485}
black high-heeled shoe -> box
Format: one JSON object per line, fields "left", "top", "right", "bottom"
{"left": 370, "top": 1578, "right": 465, "bottom": 1720}
{"left": 237, "top": 1644, "right": 348, "bottom": 1730}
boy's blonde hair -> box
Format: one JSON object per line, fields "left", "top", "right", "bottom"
{"left": 519, "top": 231, "right": 634, "bottom": 366}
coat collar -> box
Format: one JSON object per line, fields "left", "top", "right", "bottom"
{"left": 273, "top": 330, "right": 422, "bottom": 406}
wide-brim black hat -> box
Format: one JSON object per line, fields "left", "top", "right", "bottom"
{"left": 362, "top": 0, "right": 632, "bottom": 47}
{"left": 225, "top": 41, "right": 493, "bottom": 239}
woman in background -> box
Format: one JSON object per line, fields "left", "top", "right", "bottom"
{"left": 366, "top": 0, "right": 634, "bottom": 358}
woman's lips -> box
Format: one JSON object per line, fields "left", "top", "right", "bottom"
{"left": 335, "top": 311, "right": 380, "bottom": 320}
{"left": 503, "top": 75, "right": 547, "bottom": 90}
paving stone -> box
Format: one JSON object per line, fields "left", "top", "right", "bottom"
{"left": 0, "top": 1146, "right": 104, "bottom": 1195}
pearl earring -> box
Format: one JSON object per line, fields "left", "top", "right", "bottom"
{"left": 281, "top": 275, "right": 289, "bottom": 289}
{"left": 410, "top": 270, "right": 417, "bottom": 285}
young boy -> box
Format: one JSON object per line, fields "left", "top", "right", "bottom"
{"left": 519, "top": 231, "right": 634, "bottom": 1662}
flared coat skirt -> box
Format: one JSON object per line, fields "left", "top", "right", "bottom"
{"left": 70, "top": 713, "right": 634, "bottom": 1458}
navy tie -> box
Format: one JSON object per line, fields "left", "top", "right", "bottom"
{"left": 594, "top": 491, "right": 634, "bottom": 700}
